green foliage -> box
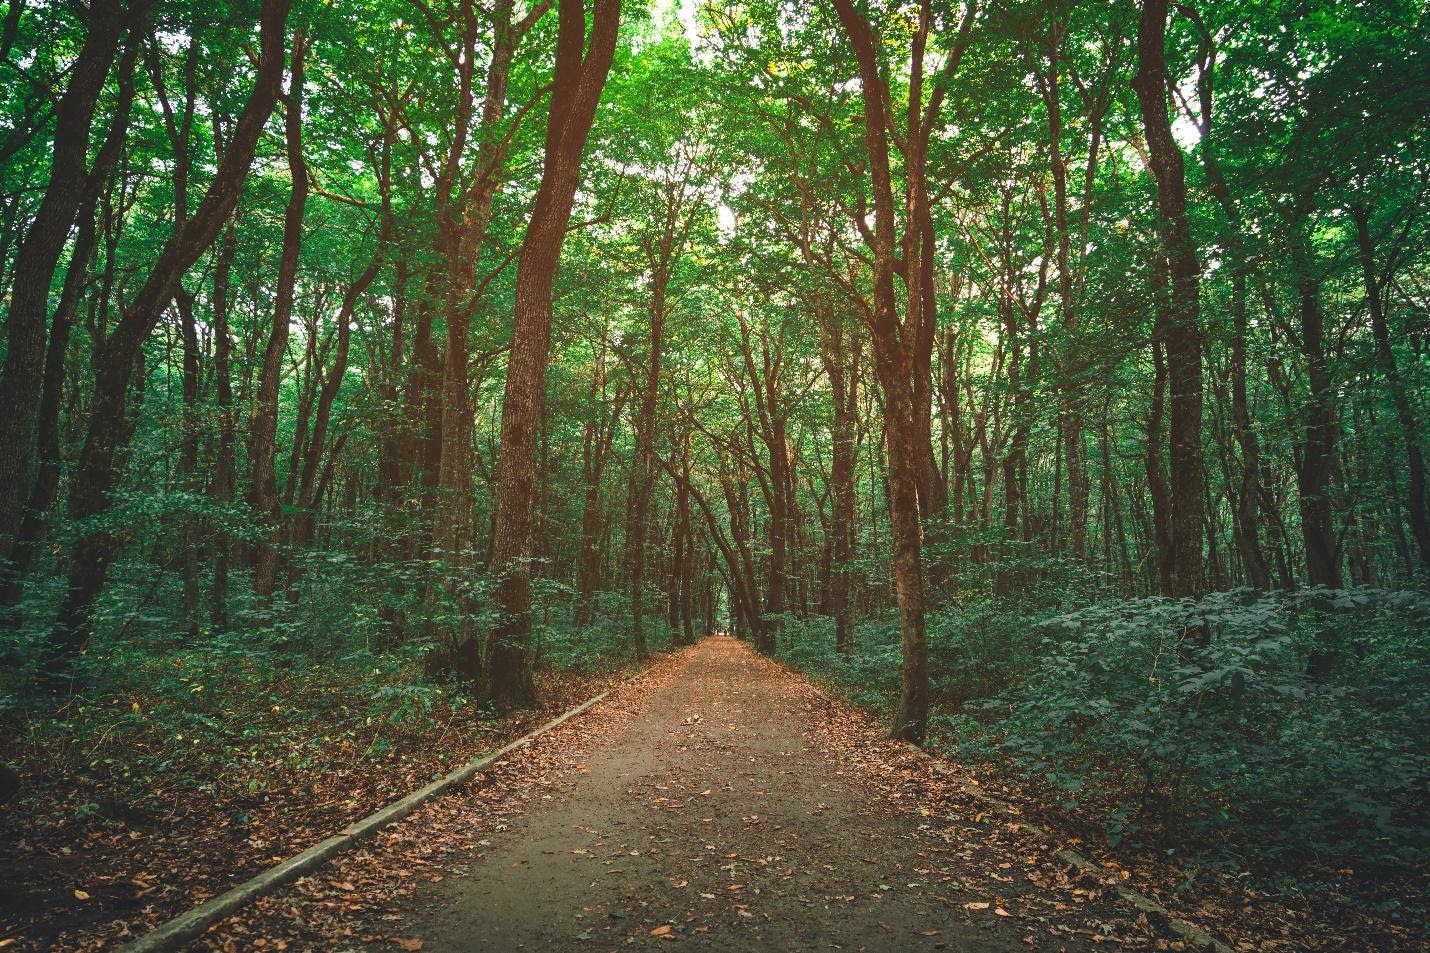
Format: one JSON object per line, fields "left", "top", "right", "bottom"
{"left": 950, "top": 588, "right": 1430, "bottom": 870}
{"left": 782, "top": 583, "right": 1429, "bottom": 872}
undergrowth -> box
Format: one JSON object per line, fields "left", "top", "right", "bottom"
{"left": 777, "top": 584, "right": 1430, "bottom": 887}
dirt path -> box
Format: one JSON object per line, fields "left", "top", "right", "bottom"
{"left": 385, "top": 637, "right": 1103, "bottom": 952}
{"left": 197, "top": 637, "right": 1212, "bottom": 951}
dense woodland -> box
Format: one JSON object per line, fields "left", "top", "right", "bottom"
{"left": 2, "top": 0, "right": 1428, "bottom": 931}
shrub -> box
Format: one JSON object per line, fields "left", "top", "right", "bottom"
{"left": 947, "top": 588, "right": 1430, "bottom": 869}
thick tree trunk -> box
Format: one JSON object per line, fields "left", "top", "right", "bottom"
{"left": 483, "top": 0, "right": 620, "bottom": 706}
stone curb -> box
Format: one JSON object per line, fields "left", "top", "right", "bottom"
{"left": 120, "top": 690, "right": 612, "bottom": 953}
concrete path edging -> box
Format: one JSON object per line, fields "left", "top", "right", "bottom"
{"left": 120, "top": 689, "right": 612, "bottom": 953}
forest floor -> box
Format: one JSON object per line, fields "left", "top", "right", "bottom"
{"left": 12, "top": 636, "right": 1416, "bottom": 951}
{"left": 0, "top": 664, "right": 627, "bottom": 952}
{"left": 184, "top": 637, "right": 1245, "bottom": 952}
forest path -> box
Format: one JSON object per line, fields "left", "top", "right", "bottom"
{"left": 217, "top": 636, "right": 1158, "bottom": 950}
{"left": 377, "top": 637, "right": 1101, "bottom": 952}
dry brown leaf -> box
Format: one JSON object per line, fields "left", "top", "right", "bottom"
{"left": 392, "top": 938, "right": 423, "bottom": 951}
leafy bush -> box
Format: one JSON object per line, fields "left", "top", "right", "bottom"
{"left": 946, "top": 588, "right": 1430, "bottom": 869}
{"left": 779, "top": 585, "right": 1429, "bottom": 874}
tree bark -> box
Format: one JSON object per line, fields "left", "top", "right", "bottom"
{"left": 248, "top": 33, "right": 307, "bottom": 600}
{"left": 1132, "top": 0, "right": 1206, "bottom": 599}
{"left": 830, "top": 0, "right": 933, "bottom": 741}
{"left": 483, "top": 0, "right": 620, "bottom": 706}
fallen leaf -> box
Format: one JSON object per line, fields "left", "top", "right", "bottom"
{"left": 964, "top": 901, "right": 990, "bottom": 910}
{"left": 650, "top": 924, "right": 674, "bottom": 937}
{"left": 73, "top": 889, "right": 91, "bottom": 901}
{"left": 392, "top": 938, "right": 423, "bottom": 951}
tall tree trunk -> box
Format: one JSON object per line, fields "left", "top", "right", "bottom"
{"left": 431, "top": 0, "right": 525, "bottom": 632}
{"left": 628, "top": 301, "right": 665, "bottom": 661}
{"left": 1227, "top": 269, "right": 1271, "bottom": 588}
{"left": 483, "top": 0, "right": 620, "bottom": 706}
{"left": 210, "top": 216, "right": 238, "bottom": 631}
{"left": 0, "top": 0, "right": 129, "bottom": 575}
{"left": 248, "top": 34, "right": 307, "bottom": 600}
{"left": 1033, "top": 23, "right": 1090, "bottom": 560}
{"left": 0, "top": 43, "right": 139, "bottom": 615}
{"left": 830, "top": 0, "right": 933, "bottom": 741}
{"left": 157, "top": 41, "right": 203, "bottom": 637}
{"left": 1133, "top": 0, "right": 1206, "bottom": 599}
{"left": 1290, "top": 225, "right": 1340, "bottom": 591}
{"left": 818, "top": 301, "right": 860, "bottom": 656}
{"left": 1146, "top": 336, "right": 1174, "bottom": 595}
{"left": 40, "top": 0, "right": 290, "bottom": 688}
{"left": 574, "top": 371, "right": 622, "bottom": 627}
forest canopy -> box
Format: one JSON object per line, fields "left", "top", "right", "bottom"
{"left": 1, "top": 0, "right": 1428, "bottom": 943}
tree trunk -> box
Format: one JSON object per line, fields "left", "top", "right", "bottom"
{"left": 40, "top": 0, "right": 290, "bottom": 688}
{"left": 628, "top": 298, "right": 665, "bottom": 660}
{"left": 830, "top": 0, "right": 932, "bottom": 741}
{"left": 483, "top": 0, "right": 620, "bottom": 706}
{"left": 248, "top": 34, "right": 307, "bottom": 601}
{"left": 210, "top": 215, "right": 238, "bottom": 631}
{"left": 818, "top": 301, "right": 860, "bottom": 656}
{"left": 1133, "top": 0, "right": 1206, "bottom": 599}
{"left": 1291, "top": 226, "right": 1340, "bottom": 591}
